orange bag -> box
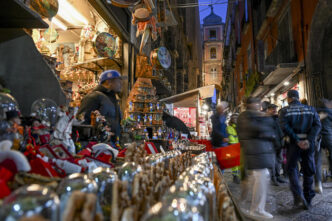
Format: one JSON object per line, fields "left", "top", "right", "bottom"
{"left": 213, "top": 143, "right": 241, "bottom": 169}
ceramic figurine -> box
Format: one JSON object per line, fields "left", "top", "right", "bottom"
{"left": 52, "top": 106, "right": 77, "bottom": 154}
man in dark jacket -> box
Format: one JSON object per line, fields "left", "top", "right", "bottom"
{"left": 267, "top": 104, "right": 287, "bottom": 186}
{"left": 77, "top": 70, "right": 126, "bottom": 144}
{"left": 211, "top": 102, "right": 229, "bottom": 148}
{"left": 279, "top": 90, "right": 321, "bottom": 209}
{"left": 237, "top": 97, "right": 275, "bottom": 219}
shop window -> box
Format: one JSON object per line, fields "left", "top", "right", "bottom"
{"left": 210, "top": 48, "right": 216, "bottom": 59}
{"left": 209, "top": 29, "right": 216, "bottom": 40}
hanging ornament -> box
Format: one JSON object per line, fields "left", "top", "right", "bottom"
{"left": 150, "top": 47, "right": 171, "bottom": 69}
{"left": 28, "top": 0, "right": 59, "bottom": 19}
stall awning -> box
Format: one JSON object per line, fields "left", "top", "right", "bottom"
{"left": 252, "top": 63, "right": 302, "bottom": 98}
{"left": 0, "top": 0, "right": 48, "bottom": 29}
{"left": 267, "top": 63, "right": 304, "bottom": 95}
{"left": 160, "top": 85, "right": 221, "bottom": 106}
{"left": 252, "top": 85, "right": 270, "bottom": 97}
{"left": 263, "top": 63, "right": 298, "bottom": 86}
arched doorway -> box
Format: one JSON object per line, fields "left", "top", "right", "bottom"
{"left": 306, "top": 0, "right": 332, "bottom": 104}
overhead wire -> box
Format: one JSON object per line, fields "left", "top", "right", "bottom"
{"left": 170, "top": 0, "right": 244, "bottom": 8}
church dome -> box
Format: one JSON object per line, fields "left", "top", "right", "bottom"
{"left": 203, "top": 6, "right": 222, "bottom": 25}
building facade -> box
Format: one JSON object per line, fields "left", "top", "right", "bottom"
{"left": 202, "top": 7, "right": 225, "bottom": 86}
{"left": 223, "top": 0, "right": 332, "bottom": 108}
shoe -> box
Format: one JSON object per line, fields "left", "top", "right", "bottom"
{"left": 294, "top": 196, "right": 310, "bottom": 210}
{"left": 277, "top": 177, "right": 288, "bottom": 183}
{"left": 233, "top": 175, "right": 240, "bottom": 184}
{"left": 271, "top": 177, "right": 280, "bottom": 186}
{"left": 249, "top": 210, "right": 273, "bottom": 220}
{"left": 315, "top": 181, "right": 323, "bottom": 194}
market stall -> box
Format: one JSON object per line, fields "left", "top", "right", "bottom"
{"left": 160, "top": 84, "right": 222, "bottom": 138}
{"left": 0, "top": 1, "right": 244, "bottom": 220}
{"left": 27, "top": 0, "right": 123, "bottom": 107}
{"left": 0, "top": 139, "right": 243, "bottom": 221}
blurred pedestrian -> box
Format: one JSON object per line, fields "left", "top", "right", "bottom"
{"left": 211, "top": 102, "right": 229, "bottom": 148}
{"left": 227, "top": 113, "right": 240, "bottom": 184}
{"left": 267, "top": 104, "right": 287, "bottom": 186}
{"left": 316, "top": 99, "right": 332, "bottom": 192}
{"left": 279, "top": 90, "right": 321, "bottom": 210}
{"left": 237, "top": 97, "right": 276, "bottom": 219}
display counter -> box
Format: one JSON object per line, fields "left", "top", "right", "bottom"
{"left": 0, "top": 140, "right": 243, "bottom": 221}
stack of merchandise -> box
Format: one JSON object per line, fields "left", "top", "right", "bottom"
{"left": 126, "top": 78, "right": 164, "bottom": 140}
{"left": 0, "top": 145, "right": 242, "bottom": 221}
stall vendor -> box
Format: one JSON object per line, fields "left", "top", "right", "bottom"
{"left": 77, "top": 70, "right": 126, "bottom": 144}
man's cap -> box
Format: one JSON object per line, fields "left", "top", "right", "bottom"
{"left": 99, "top": 70, "right": 127, "bottom": 84}
{"left": 287, "top": 90, "right": 299, "bottom": 99}
{"left": 6, "top": 110, "right": 20, "bottom": 120}
{"left": 245, "top": 97, "right": 261, "bottom": 104}
{"left": 268, "top": 104, "right": 278, "bottom": 109}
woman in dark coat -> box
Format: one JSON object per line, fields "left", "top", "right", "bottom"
{"left": 237, "top": 97, "right": 276, "bottom": 220}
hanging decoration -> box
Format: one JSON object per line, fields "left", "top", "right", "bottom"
{"left": 28, "top": 0, "right": 59, "bottom": 19}
{"left": 134, "top": 16, "right": 160, "bottom": 54}
{"left": 108, "top": 0, "right": 141, "bottom": 8}
{"left": 94, "top": 32, "right": 119, "bottom": 58}
{"left": 150, "top": 47, "right": 171, "bottom": 69}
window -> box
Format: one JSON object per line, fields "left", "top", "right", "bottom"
{"left": 209, "top": 29, "right": 216, "bottom": 40}
{"left": 210, "top": 47, "right": 216, "bottom": 59}
{"left": 211, "top": 68, "right": 217, "bottom": 80}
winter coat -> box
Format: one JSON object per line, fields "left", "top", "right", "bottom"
{"left": 317, "top": 108, "right": 332, "bottom": 136}
{"left": 211, "top": 113, "right": 228, "bottom": 147}
{"left": 77, "top": 85, "right": 122, "bottom": 139}
{"left": 226, "top": 124, "right": 239, "bottom": 144}
{"left": 237, "top": 110, "right": 276, "bottom": 170}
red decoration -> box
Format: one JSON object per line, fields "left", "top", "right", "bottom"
{"left": 29, "top": 158, "right": 61, "bottom": 177}
{"left": 144, "top": 142, "right": 158, "bottom": 154}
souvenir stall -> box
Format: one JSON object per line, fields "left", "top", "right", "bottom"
{"left": 160, "top": 84, "right": 221, "bottom": 138}
{"left": 0, "top": 1, "right": 243, "bottom": 220}
{"left": 0, "top": 75, "right": 243, "bottom": 221}
{"left": 123, "top": 44, "right": 172, "bottom": 144}
{"left": 28, "top": 0, "right": 122, "bottom": 106}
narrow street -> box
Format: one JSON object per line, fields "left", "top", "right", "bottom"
{"left": 225, "top": 171, "right": 332, "bottom": 221}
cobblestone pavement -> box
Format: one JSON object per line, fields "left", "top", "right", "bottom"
{"left": 224, "top": 170, "right": 332, "bottom": 221}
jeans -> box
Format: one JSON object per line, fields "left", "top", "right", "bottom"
{"left": 240, "top": 169, "right": 270, "bottom": 213}
{"left": 271, "top": 148, "right": 283, "bottom": 180}
{"left": 287, "top": 143, "right": 316, "bottom": 203}
{"left": 315, "top": 147, "right": 322, "bottom": 182}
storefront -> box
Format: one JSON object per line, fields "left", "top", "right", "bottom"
{"left": 160, "top": 84, "right": 221, "bottom": 138}
{"left": 28, "top": 0, "right": 127, "bottom": 107}
{"left": 0, "top": 2, "right": 244, "bottom": 221}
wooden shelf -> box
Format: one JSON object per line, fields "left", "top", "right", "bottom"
{"left": 69, "top": 57, "right": 123, "bottom": 72}
{"left": 0, "top": 0, "right": 48, "bottom": 29}
{"left": 128, "top": 111, "right": 163, "bottom": 114}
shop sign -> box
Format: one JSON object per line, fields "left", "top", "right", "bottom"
{"left": 173, "top": 107, "right": 196, "bottom": 128}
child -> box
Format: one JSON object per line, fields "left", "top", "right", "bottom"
{"left": 226, "top": 113, "right": 240, "bottom": 184}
